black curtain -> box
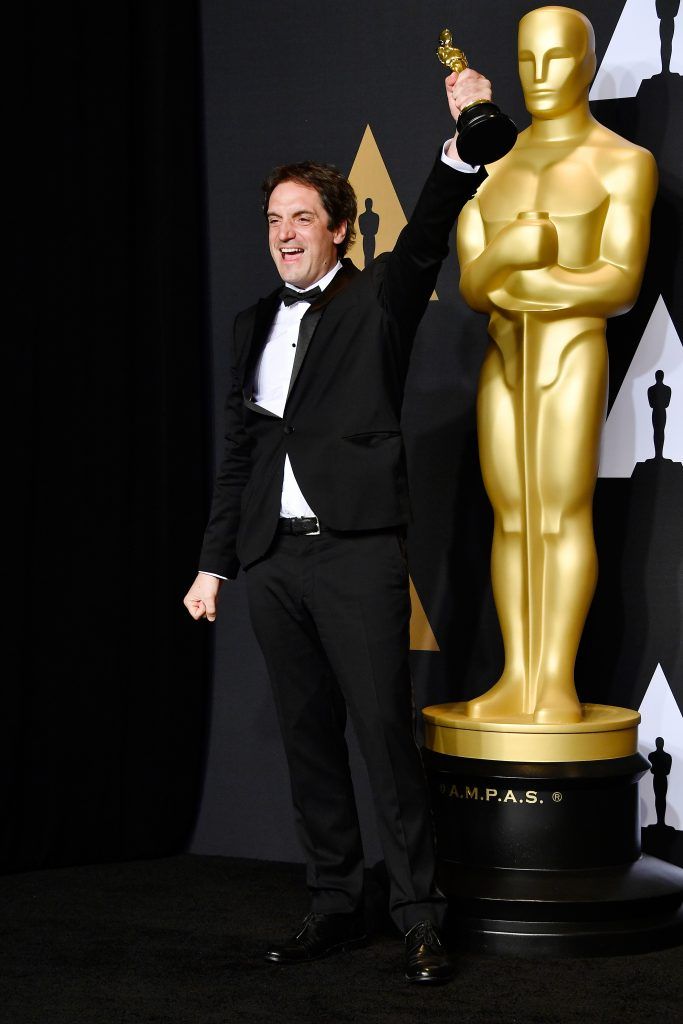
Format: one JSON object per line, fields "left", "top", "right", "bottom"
{"left": 8, "top": 0, "right": 209, "bottom": 872}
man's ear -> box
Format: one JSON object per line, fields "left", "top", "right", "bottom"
{"left": 333, "top": 221, "right": 348, "bottom": 247}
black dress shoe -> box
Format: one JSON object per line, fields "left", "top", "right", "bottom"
{"left": 265, "top": 911, "right": 367, "bottom": 963}
{"left": 404, "top": 920, "right": 454, "bottom": 984}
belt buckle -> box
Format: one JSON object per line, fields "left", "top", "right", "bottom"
{"left": 304, "top": 516, "right": 321, "bottom": 536}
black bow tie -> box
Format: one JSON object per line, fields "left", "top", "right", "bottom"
{"left": 280, "top": 285, "right": 322, "bottom": 307}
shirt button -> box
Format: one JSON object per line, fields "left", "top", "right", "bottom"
{"left": 284, "top": 425, "right": 294, "bottom": 435}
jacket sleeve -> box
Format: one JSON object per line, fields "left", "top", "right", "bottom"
{"left": 198, "top": 312, "right": 254, "bottom": 579}
{"left": 377, "top": 153, "right": 487, "bottom": 345}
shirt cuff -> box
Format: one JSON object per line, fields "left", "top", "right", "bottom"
{"left": 199, "top": 570, "right": 229, "bottom": 581}
{"left": 440, "top": 139, "right": 480, "bottom": 174}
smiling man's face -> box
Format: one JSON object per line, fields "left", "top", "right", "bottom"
{"left": 267, "top": 180, "right": 347, "bottom": 289}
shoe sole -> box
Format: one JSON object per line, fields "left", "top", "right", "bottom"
{"left": 404, "top": 971, "right": 454, "bottom": 985}
{"left": 265, "top": 934, "right": 368, "bottom": 964}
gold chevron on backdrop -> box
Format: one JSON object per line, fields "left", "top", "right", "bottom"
{"left": 348, "top": 123, "right": 440, "bottom": 649}
{"left": 347, "top": 124, "right": 438, "bottom": 300}
{"left": 409, "top": 577, "right": 440, "bottom": 651}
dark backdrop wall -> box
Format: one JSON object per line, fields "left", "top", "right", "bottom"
{"left": 191, "top": 0, "right": 683, "bottom": 867}
{"left": 8, "top": 0, "right": 208, "bottom": 873}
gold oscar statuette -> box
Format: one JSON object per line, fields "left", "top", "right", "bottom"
{"left": 436, "top": 28, "right": 518, "bottom": 165}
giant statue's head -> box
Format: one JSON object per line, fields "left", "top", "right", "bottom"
{"left": 518, "top": 6, "right": 596, "bottom": 119}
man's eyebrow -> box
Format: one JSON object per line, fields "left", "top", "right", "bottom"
{"left": 267, "top": 208, "right": 318, "bottom": 218}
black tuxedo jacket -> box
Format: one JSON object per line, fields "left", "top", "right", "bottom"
{"left": 199, "top": 155, "right": 486, "bottom": 579}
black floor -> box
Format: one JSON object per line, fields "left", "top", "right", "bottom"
{"left": 1, "top": 855, "right": 682, "bottom": 1024}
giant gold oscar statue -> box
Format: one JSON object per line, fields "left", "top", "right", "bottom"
{"left": 425, "top": 5, "right": 657, "bottom": 758}
{"left": 422, "top": 9, "right": 683, "bottom": 955}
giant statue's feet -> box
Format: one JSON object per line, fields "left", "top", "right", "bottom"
{"left": 464, "top": 674, "right": 526, "bottom": 720}
{"left": 534, "top": 685, "right": 583, "bottom": 725}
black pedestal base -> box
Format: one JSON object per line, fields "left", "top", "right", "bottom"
{"left": 423, "top": 749, "right": 683, "bottom": 956}
{"left": 441, "top": 855, "right": 683, "bottom": 956}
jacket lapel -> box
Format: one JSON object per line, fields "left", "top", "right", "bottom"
{"left": 286, "top": 306, "right": 323, "bottom": 399}
{"left": 243, "top": 396, "right": 279, "bottom": 418}
{"left": 286, "top": 261, "right": 358, "bottom": 400}
{"left": 242, "top": 290, "right": 281, "bottom": 406}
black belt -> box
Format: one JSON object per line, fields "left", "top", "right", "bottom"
{"left": 278, "top": 517, "right": 405, "bottom": 539}
{"left": 278, "top": 516, "right": 326, "bottom": 536}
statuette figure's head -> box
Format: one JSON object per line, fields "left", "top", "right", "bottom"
{"left": 437, "top": 28, "right": 469, "bottom": 75}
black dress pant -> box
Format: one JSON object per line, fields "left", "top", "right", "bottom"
{"left": 245, "top": 528, "right": 447, "bottom": 933}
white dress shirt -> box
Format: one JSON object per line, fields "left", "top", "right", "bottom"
{"left": 440, "top": 139, "right": 480, "bottom": 173}
{"left": 252, "top": 261, "right": 343, "bottom": 518}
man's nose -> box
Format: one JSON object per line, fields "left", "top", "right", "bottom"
{"left": 278, "top": 220, "right": 296, "bottom": 240}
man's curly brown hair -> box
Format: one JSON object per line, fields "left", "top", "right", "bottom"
{"left": 262, "top": 161, "right": 357, "bottom": 258}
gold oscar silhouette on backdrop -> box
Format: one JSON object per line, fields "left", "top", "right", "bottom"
{"left": 425, "top": 6, "right": 657, "bottom": 757}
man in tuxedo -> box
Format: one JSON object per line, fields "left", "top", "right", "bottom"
{"left": 184, "top": 68, "right": 490, "bottom": 983}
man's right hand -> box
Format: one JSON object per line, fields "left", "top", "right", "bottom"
{"left": 183, "top": 573, "right": 222, "bottom": 622}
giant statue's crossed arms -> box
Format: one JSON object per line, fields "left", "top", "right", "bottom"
{"left": 457, "top": 6, "right": 657, "bottom": 724}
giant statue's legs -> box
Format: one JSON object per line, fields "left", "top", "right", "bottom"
{"left": 466, "top": 318, "right": 607, "bottom": 723}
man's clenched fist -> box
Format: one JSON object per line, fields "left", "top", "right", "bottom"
{"left": 445, "top": 67, "right": 493, "bottom": 122}
{"left": 183, "top": 573, "right": 222, "bottom": 622}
